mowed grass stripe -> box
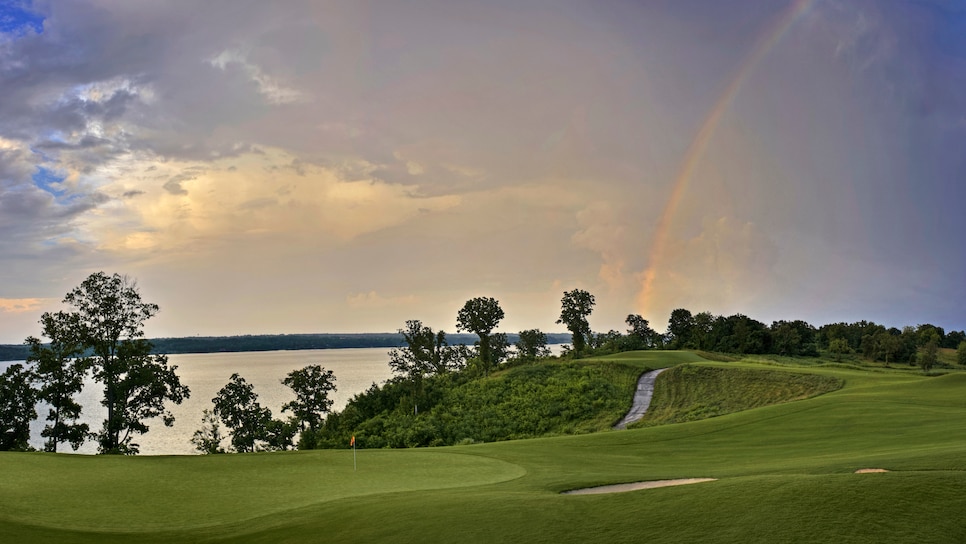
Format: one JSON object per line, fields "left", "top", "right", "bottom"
{"left": 0, "top": 449, "right": 525, "bottom": 532}
{"left": 206, "top": 471, "right": 966, "bottom": 544}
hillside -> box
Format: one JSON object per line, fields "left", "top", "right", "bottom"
{"left": 1, "top": 353, "right": 964, "bottom": 542}
{"left": 313, "top": 351, "right": 706, "bottom": 448}
{"left": 634, "top": 363, "right": 843, "bottom": 426}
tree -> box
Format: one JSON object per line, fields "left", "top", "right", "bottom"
{"left": 487, "top": 332, "right": 510, "bottom": 368}
{"left": 282, "top": 365, "right": 337, "bottom": 433}
{"left": 625, "top": 314, "right": 657, "bottom": 349}
{"left": 113, "top": 342, "right": 191, "bottom": 454}
{"left": 771, "top": 321, "right": 802, "bottom": 356}
{"left": 666, "top": 308, "right": 695, "bottom": 349}
{"left": 263, "top": 417, "right": 298, "bottom": 451}
{"left": 26, "top": 311, "right": 90, "bottom": 452}
{"left": 918, "top": 336, "right": 939, "bottom": 373}
{"left": 514, "top": 329, "right": 550, "bottom": 362}
{"left": 456, "top": 297, "right": 505, "bottom": 376}
{"left": 890, "top": 326, "right": 919, "bottom": 364}
{"left": 190, "top": 409, "right": 226, "bottom": 454}
{"left": 388, "top": 320, "right": 434, "bottom": 415}
{"left": 593, "top": 330, "right": 624, "bottom": 353}
{"left": 434, "top": 331, "right": 470, "bottom": 374}
{"left": 556, "top": 289, "right": 595, "bottom": 355}
{"left": 0, "top": 364, "right": 37, "bottom": 451}
{"left": 691, "top": 312, "right": 715, "bottom": 351}
{"left": 916, "top": 324, "right": 946, "bottom": 348}
{"left": 874, "top": 332, "right": 901, "bottom": 364}
{"left": 212, "top": 373, "right": 272, "bottom": 453}
{"left": 945, "top": 330, "right": 966, "bottom": 349}
{"left": 828, "top": 338, "right": 851, "bottom": 362}
{"left": 957, "top": 341, "right": 966, "bottom": 366}
{"left": 63, "top": 272, "right": 189, "bottom": 454}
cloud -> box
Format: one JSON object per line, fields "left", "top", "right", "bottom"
{"left": 0, "top": 137, "right": 34, "bottom": 189}
{"left": 0, "top": 0, "right": 964, "bottom": 342}
{"left": 346, "top": 291, "right": 418, "bottom": 309}
{"left": 162, "top": 170, "right": 203, "bottom": 196}
{"left": 393, "top": 152, "right": 425, "bottom": 176}
{"left": 209, "top": 48, "right": 307, "bottom": 105}
{"left": 571, "top": 201, "right": 629, "bottom": 290}
{"left": 78, "top": 147, "right": 463, "bottom": 261}
{"left": 637, "top": 216, "right": 778, "bottom": 324}
{"left": 0, "top": 298, "right": 48, "bottom": 314}
{"left": 441, "top": 163, "right": 485, "bottom": 179}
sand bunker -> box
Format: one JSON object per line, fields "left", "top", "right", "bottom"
{"left": 563, "top": 478, "right": 717, "bottom": 495}
{"left": 854, "top": 468, "right": 889, "bottom": 473}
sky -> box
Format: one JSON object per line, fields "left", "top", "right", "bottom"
{"left": 1, "top": 0, "right": 965, "bottom": 343}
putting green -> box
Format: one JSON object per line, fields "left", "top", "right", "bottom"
{"left": 0, "top": 449, "right": 525, "bottom": 533}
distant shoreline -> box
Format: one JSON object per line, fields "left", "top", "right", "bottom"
{"left": 0, "top": 332, "right": 572, "bottom": 361}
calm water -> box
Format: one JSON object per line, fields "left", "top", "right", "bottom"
{"left": 2, "top": 345, "right": 563, "bottom": 455}
{"left": 2, "top": 347, "right": 394, "bottom": 455}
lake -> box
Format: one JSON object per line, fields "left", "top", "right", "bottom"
{"left": 2, "top": 345, "right": 563, "bottom": 455}
{"left": 3, "top": 347, "right": 395, "bottom": 455}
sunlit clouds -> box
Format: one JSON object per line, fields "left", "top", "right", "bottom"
{"left": 1, "top": 0, "right": 965, "bottom": 343}
{"left": 0, "top": 298, "right": 47, "bottom": 314}
{"left": 209, "top": 49, "right": 308, "bottom": 105}
{"left": 85, "top": 148, "right": 463, "bottom": 258}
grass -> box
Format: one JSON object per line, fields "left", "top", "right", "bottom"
{"left": 2, "top": 351, "right": 965, "bottom": 542}
{"left": 0, "top": 450, "right": 523, "bottom": 531}
{"left": 937, "top": 347, "right": 961, "bottom": 367}
{"left": 632, "top": 363, "right": 843, "bottom": 426}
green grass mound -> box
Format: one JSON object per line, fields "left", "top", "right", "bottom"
{"left": 344, "top": 361, "right": 643, "bottom": 448}
{"left": 434, "top": 361, "right": 638, "bottom": 440}
{"left": 321, "top": 350, "right": 706, "bottom": 448}
{"left": 634, "top": 363, "right": 843, "bottom": 426}
{"left": 0, "top": 448, "right": 524, "bottom": 542}
{"left": 4, "top": 357, "right": 966, "bottom": 542}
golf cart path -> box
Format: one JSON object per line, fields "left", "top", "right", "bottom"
{"left": 563, "top": 478, "right": 717, "bottom": 495}
{"left": 613, "top": 368, "right": 668, "bottom": 430}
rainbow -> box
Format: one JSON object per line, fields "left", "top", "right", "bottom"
{"left": 637, "top": 0, "right": 816, "bottom": 316}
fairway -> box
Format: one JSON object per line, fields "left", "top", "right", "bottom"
{"left": 0, "top": 449, "right": 525, "bottom": 540}
{"left": 3, "top": 353, "right": 966, "bottom": 542}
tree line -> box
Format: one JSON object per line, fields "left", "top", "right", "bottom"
{"left": 190, "top": 364, "right": 337, "bottom": 453}
{"left": 4, "top": 274, "right": 965, "bottom": 453}
{"left": 301, "top": 291, "right": 599, "bottom": 448}
{"left": 186, "top": 292, "right": 596, "bottom": 452}
{"left": 0, "top": 275, "right": 596, "bottom": 453}
{"left": 195, "top": 294, "right": 966, "bottom": 450}
{"left": 0, "top": 332, "right": 571, "bottom": 360}
{"left": 658, "top": 308, "right": 966, "bottom": 372}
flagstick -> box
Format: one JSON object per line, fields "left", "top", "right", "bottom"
{"left": 353, "top": 441, "right": 357, "bottom": 471}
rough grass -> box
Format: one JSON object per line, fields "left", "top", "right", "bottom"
{"left": 2, "top": 353, "right": 966, "bottom": 543}
{"left": 937, "top": 347, "right": 959, "bottom": 367}
{"left": 579, "top": 349, "right": 707, "bottom": 370}
{"left": 632, "top": 363, "right": 843, "bottom": 427}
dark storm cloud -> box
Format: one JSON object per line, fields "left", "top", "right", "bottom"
{"left": 33, "top": 135, "right": 111, "bottom": 151}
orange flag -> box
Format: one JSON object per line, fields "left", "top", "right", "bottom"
{"left": 350, "top": 435, "right": 356, "bottom": 447}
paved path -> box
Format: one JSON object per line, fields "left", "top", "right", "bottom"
{"left": 613, "top": 368, "right": 668, "bottom": 430}
{"left": 563, "top": 478, "right": 716, "bottom": 495}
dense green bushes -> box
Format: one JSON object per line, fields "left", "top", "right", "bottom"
{"left": 308, "top": 360, "right": 641, "bottom": 448}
